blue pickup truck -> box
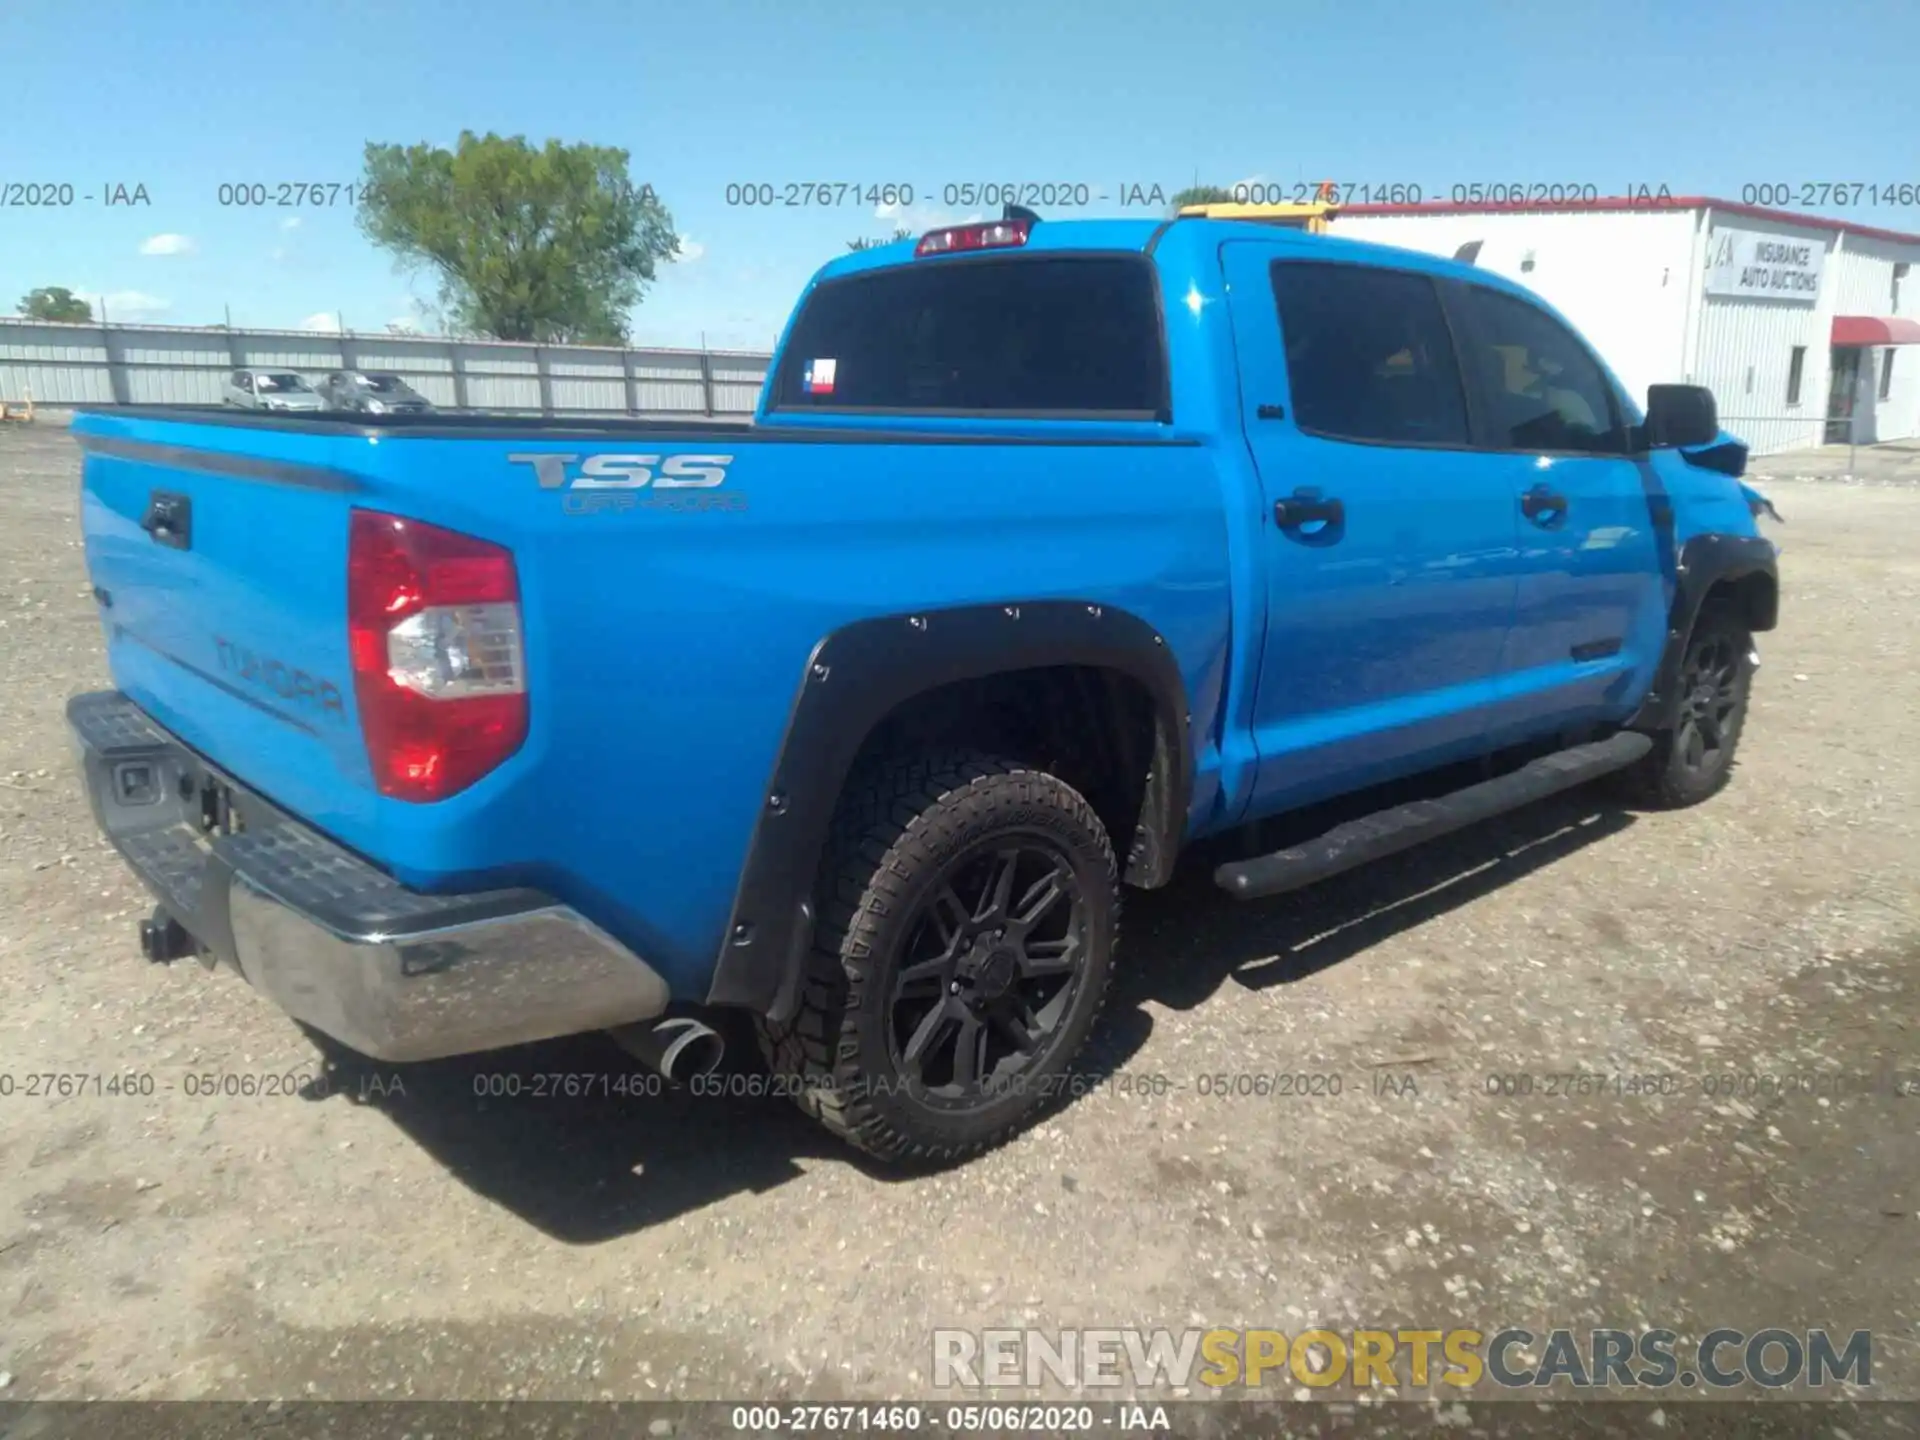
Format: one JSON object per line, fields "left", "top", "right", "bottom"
{"left": 67, "top": 210, "right": 1779, "bottom": 1164}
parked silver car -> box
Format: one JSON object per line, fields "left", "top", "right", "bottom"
{"left": 222, "top": 369, "right": 324, "bottom": 413}
{"left": 317, "top": 371, "right": 434, "bottom": 415}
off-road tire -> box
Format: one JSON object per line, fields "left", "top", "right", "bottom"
{"left": 1618, "top": 599, "right": 1756, "bottom": 809}
{"left": 755, "top": 752, "right": 1120, "bottom": 1166}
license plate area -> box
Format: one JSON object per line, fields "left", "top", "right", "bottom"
{"left": 89, "top": 738, "right": 266, "bottom": 848}
{"left": 111, "top": 758, "right": 164, "bottom": 807}
{"left": 195, "top": 772, "right": 248, "bottom": 838}
{"left": 104, "top": 758, "right": 237, "bottom": 829}
{"left": 89, "top": 741, "right": 278, "bottom": 966}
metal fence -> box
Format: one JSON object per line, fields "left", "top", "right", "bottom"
{"left": 0, "top": 317, "right": 773, "bottom": 418}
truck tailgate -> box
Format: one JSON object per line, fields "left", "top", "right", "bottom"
{"left": 69, "top": 404, "right": 1228, "bottom": 996}
{"left": 76, "top": 416, "right": 376, "bottom": 836}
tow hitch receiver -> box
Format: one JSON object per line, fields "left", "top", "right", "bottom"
{"left": 139, "top": 906, "right": 202, "bottom": 964}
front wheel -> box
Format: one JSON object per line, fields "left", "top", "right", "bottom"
{"left": 757, "top": 753, "right": 1119, "bottom": 1165}
{"left": 1619, "top": 599, "right": 1756, "bottom": 808}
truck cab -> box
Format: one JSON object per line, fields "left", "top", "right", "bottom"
{"left": 765, "top": 212, "right": 1771, "bottom": 828}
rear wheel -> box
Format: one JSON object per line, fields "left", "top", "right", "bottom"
{"left": 756, "top": 752, "right": 1119, "bottom": 1165}
{"left": 1620, "top": 599, "right": 1755, "bottom": 808}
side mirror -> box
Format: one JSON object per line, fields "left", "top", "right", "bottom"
{"left": 1644, "top": 383, "right": 1719, "bottom": 449}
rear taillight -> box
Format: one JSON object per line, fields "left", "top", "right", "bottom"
{"left": 915, "top": 219, "right": 1031, "bottom": 257}
{"left": 347, "top": 508, "right": 527, "bottom": 802}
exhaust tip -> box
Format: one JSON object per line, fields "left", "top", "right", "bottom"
{"left": 653, "top": 1016, "right": 726, "bottom": 1081}
{"left": 608, "top": 1015, "right": 726, "bottom": 1084}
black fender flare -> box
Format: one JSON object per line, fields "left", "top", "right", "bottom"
{"left": 704, "top": 600, "right": 1193, "bottom": 1019}
{"left": 1626, "top": 532, "right": 1778, "bottom": 733}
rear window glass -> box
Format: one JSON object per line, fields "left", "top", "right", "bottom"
{"left": 772, "top": 256, "right": 1166, "bottom": 416}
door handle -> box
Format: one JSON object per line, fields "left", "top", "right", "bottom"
{"left": 1275, "top": 494, "right": 1343, "bottom": 528}
{"left": 1520, "top": 484, "right": 1568, "bottom": 529}
{"left": 140, "top": 491, "right": 192, "bottom": 550}
{"left": 1273, "top": 491, "right": 1345, "bottom": 546}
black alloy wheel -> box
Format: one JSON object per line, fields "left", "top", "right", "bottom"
{"left": 1672, "top": 630, "right": 1743, "bottom": 778}
{"left": 1617, "top": 599, "right": 1755, "bottom": 809}
{"left": 755, "top": 753, "right": 1120, "bottom": 1165}
{"left": 886, "top": 839, "right": 1090, "bottom": 1107}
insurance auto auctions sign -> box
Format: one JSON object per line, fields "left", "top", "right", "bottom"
{"left": 1706, "top": 226, "right": 1826, "bottom": 303}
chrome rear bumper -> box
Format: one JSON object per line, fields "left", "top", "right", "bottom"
{"left": 67, "top": 690, "right": 670, "bottom": 1062}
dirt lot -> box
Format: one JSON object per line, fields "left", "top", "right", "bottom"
{"left": 0, "top": 423, "right": 1914, "bottom": 1420}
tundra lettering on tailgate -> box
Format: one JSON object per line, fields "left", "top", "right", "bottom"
{"left": 215, "top": 636, "right": 347, "bottom": 724}
{"left": 507, "top": 452, "right": 747, "bottom": 515}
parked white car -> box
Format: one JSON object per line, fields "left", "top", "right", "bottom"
{"left": 222, "top": 370, "right": 324, "bottom": 412}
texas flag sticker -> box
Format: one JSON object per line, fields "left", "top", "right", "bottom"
{"left": 803, "top": 358, "right": 837, "bottom": 395}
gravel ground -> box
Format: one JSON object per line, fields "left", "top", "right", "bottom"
{"left": 0, "top": 422, "right": 1914, "bottom": 1425}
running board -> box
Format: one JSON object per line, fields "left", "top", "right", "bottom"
{"left": 1214, "top": 731, "right": 1653, "bottom": 901}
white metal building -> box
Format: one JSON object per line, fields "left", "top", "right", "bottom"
{"left": 1331, "top": 197, "right": 1920, "bottom": 456}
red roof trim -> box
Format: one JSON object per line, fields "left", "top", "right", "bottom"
{"left": 1832, "top": 316, "right": 1920, "bottom": 346}
{"left": 1336, "top": 195, "right": 1920, "bottom": 249}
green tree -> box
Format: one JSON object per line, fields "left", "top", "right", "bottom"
{"left": 847, "top": 228, "right": 914, "bottom": 252}
{"left": 357, "top": 132, "right": 678, "bottom": 345}
{"left": 1168, "top": 185, "right": 1238, "bottom": 214}
{"left": 18, "top": 286, "right": 92, "bottom": 322}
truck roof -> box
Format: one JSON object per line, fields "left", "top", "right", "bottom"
{"left": 821, "top": 217, "right": 1167, "bottom": 277}
{"left": 815, "top": 213, "right": 1531, "bottom": 298}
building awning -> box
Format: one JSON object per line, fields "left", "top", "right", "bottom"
{"left": 1832, "top": 315, "right": 1920, "bottom": 346}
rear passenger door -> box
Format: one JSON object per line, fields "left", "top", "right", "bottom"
{"left": 1442, "top": 282, "right": 1667, "bottom": 732}
{"left": 1223, "top": 246, "right": 1525, "bottom": 816}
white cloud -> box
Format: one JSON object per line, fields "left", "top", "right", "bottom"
{"left": 76, "top": 289, "right": 171, "bottom": 318}
{"left": 138, "top": 233, "right": 196, "bottom": 257}
{"left": 301, "top": 312, "right": 342, "bottom": 333}
{"left": 674, "top": 235, "right": 705, "bottom": 263}
{"left": 281, "top": 216, "right": 303, "bottom": 231}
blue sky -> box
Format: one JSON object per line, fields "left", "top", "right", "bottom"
{"left": 4, "top": 0, "right": 1917, "bottom": 350}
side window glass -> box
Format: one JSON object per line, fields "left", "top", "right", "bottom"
{"left": 1269, "top": 261, "right": 1470, "bottom": 447}
{"left": 1460, "top": 287, "right": 1626, "bottom": 454}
